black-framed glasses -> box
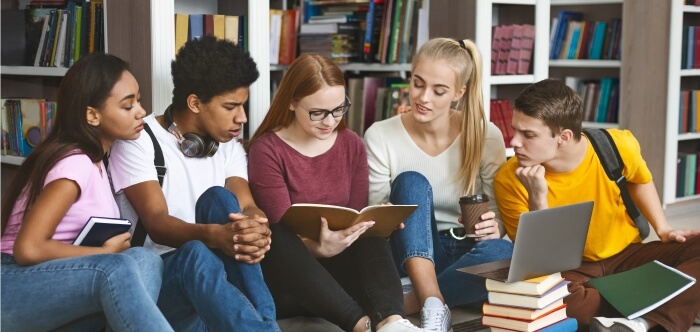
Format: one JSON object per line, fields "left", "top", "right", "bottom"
{"left": 297, "top": 96, "right": 351, "bottom": 121}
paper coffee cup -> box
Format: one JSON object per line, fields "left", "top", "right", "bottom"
{"left": 459, "top": 194, "right": 489, "bottom": 237}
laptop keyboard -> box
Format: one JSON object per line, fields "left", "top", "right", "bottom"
{"left": 452, "top": 318, "right": 486, "bottom": 332}
{"left": 477, "top": 266, "right": 510, "bottom": 281}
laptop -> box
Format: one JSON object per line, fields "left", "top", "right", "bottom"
{"left": 458, "top": 201, "right": 594, "bottom": 283}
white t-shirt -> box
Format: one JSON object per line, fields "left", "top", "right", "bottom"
{"left": 108, "top": 114, "right": 248, "bottom": 254}
{"left": 364, "top": 115, "right": 506, "bottom": 232}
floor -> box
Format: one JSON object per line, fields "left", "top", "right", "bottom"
{"left": 277, "top": 203, "right": 700, "bottom": 331}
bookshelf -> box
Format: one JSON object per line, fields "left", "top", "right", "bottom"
{"left": 1, "top": 0, "right": 112, "bottom": 169}
{"left": 118, "top": 0, "right": 271, "bottom": 137}
{"left": 431, "top": 0, "right": 549, "bottom": 157}
{"left": 622, "top": 1, "right": 700, "bottom": 207}
{"left": 549, "top": 0, "right": 624, "bottom": 130}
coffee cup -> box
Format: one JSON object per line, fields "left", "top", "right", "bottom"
{"left": 459, "top": 194, "right": 490, "bottom": 237}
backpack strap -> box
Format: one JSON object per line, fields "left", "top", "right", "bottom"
{"left": 583, "top": 128, "right": 650, "bottom": 239}
{"left": 131, "top": 122, "right": 166, "bottom": 247}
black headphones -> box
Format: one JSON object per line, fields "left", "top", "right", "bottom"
{"left": 163, "top": 105, "right": 218, "bottom": 158}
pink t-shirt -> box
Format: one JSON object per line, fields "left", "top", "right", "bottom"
{"left": 1, "top": 153, "right": 119, "bottom": 255}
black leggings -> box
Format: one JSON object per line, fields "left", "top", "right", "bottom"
{"left": 261, "top": 223, "right": 404, "bottom": 332}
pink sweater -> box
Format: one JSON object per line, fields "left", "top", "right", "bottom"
{"left": 248, "top": 129, "right": 369, "bottom": 223}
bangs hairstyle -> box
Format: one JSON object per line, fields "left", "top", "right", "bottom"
{"left": 171, "top": 35, "right": 259, "bottom": 111}
{"left": 412, "top": 38, "right": 486, "bottom": 195}
{"left": 514, "top": 79, "right": 583, "bottom": 140}
{"left": 250, "top": 54, "right": 346, "bottom": 143}
{"left": 2, "top": 53, "right": 131, "bottom": 234}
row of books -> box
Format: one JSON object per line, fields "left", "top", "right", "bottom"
{"left": 679, "top": 90, "right": 700, "bottom": 134}
{"left": 270, "top": 9, "right": 299, "bottom": 65}
{"left": 1, "top": 99, "right": 57, "bottom": 157}
{"left": 298, "top": 0, "right": 426, "bottom": 65}
{"left": 298, "top": 2, "right": 366, "bottom": 64}
{"left": 677, "top": 152, "right": 700, "bottom": 198}
{"left": 490, "top": 100, "right": 515, "bottom": 148}
{"left": 2, "top": 0, "right": 104, "bottom": 68}
{"left": 481, "top": 273, "right": 577, "bottom": 331}
{"left": 491, "top": 24, "right": 535, "bottom": 76}
{"left": 549, "top": 11, "right": 621, "bottom": 61}
{"left": 681, "top": 26, "right": 700, "bottom": 70}
{"left": 27, "top": 0, "right": 104, "bottom": 67}
{"left": 564, "top": 77, "right": 620, "bottom": 124}
{"left": 684, "top": 0, "right": 700, "bottom": 5}
{"left": 344, "top": 76, "right": 409, "bottom": 135}
{"left": 174, "top": 14, "right": 246, "bottom": 55}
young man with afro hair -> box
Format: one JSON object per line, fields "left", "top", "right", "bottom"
{"left": 108, "top": 36, "right": 280, "bottom": 331}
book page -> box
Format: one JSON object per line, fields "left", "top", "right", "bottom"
{"left": 280, "top": 204, "right": 417, "bottom": 242}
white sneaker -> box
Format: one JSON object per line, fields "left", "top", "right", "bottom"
{"left": 377, "top": 319, "right": 426, "bottom": 332}
{"left": 420, "top": 297, "right": 452, "bottom": 332}
{"left": 590, "top": 317, "right": 647, "bottom": 332}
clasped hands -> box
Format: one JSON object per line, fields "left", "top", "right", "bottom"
{"left": 217, "top": 213, "right": 271, "bottom": 264}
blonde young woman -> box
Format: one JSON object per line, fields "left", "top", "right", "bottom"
{"left": 364, "top": 38, "right": 514, "bottom": 332}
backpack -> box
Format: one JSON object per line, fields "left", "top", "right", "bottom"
{"left": 583, "top": 128, "right": 650, "bottom": 239}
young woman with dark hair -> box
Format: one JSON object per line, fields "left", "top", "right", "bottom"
{"left": 1, "top": 53, "right": 172, "bottom": 331}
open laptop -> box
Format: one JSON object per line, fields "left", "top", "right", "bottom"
{"left": 458, "top": 201, "right": 593, "bottom": 283}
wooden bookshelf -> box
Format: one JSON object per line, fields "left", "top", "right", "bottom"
{"left": 622, "top": 1, "right": 700, "bottom": 207}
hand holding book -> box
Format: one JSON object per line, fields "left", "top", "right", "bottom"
{"left": 73, "top": 216, "right": 132, "bottom": 247}
{"left": 313, "top": 217, "right": 375, "bottom": 257}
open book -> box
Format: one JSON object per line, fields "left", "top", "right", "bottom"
{"left": 279, "top": 204, "right": 418, "bottom": 242}
{"left": 72, "top": 217, "right": 132, "bottom": 247}
{"left": 589, "top": 260, "right": 696, "bottom": 319}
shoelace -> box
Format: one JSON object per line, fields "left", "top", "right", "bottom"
{"left": 421, "top": 307, "right": 447, "bottom": 331}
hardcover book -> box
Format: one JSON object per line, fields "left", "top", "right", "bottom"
{"left": 486, "top": 272, "right": 564, "bottom": 296}
{"left": 482, "top": 305, "right": 567, "bottom": 332}
{"left": 487, "top": 280, "right": 570, "bottom": 310}
{"left": 483, "top": 299, "right": 565, "bottom": 321}
{"left": 73, "top": 217, "right": 132, "bottom": 247}
{"left": 589, "top": 260, "right": 696, "bottom": 319}
{"left": 489, "top": 317, "right": 577, "bottom": 332}
{"left": 279, "top": 204, "right": 417, "bottom": 242}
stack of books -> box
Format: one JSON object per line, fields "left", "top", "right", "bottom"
{"left": 481, "top": 273, "right": 577, "bottom": 331}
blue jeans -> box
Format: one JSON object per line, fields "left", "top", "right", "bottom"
{"left": 1, "top": 247, "right": 172, "bottom": 331}
{"left": 389, "top": 171, "right": 514, "bottom": 307}
{"left": 157, "top": 186, "right": 279, "bottom": 332}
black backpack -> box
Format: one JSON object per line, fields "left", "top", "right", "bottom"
{"left": 583, "top": 128, "right": 650, "bottom": 239}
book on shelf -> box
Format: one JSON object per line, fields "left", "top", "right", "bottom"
{"left": 676, "top": 153, "right": 699, "bottom": 198}
{"left": 72, "top": 217, "right": 132, "bottom": 247}
{"left": 487, "top": 280, "right": 570, "bottom": 310}
{"left": 483, "top": 298, "right": 565, "bottom": 321}
{"left": 517, "top": 24, "right": 535, "bottom": 75}
{"left": 269, "top": 9, "right": 283, "bottom": 65}
{"left": 188, "top": 14, "right": 204, "bottom": 41}
{"left": 489, "top": 317, "right": 577, "bottom": 332}
{"left": 279, "top": 203, "right": 417, "bottom": 242}
{"left": 278, "top": 9, "right": 299, "bottom": 65}
{"left": 589, "top": 260, "right": 696, "bottom": 319}
{"left": 506, "top": 24, "right": 523, "bottom": 75}
{"left": 486, "top": 272, "right": 564, "bottom": 296}
{"left": 175, "top": 13, "right": 188, "bottom": 53}
{"left": 482, "top": 305, "right": 568, "bottom": 332}
{"left": 362, "top": 0, "right": 384, "bottom": 62}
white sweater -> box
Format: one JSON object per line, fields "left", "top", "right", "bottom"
{"left": 364, "top": 115, "right": 506, "bottom": 232}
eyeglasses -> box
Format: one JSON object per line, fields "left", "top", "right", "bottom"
{"left": 297, "top": 96, "right": 351, "bottom": 121}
